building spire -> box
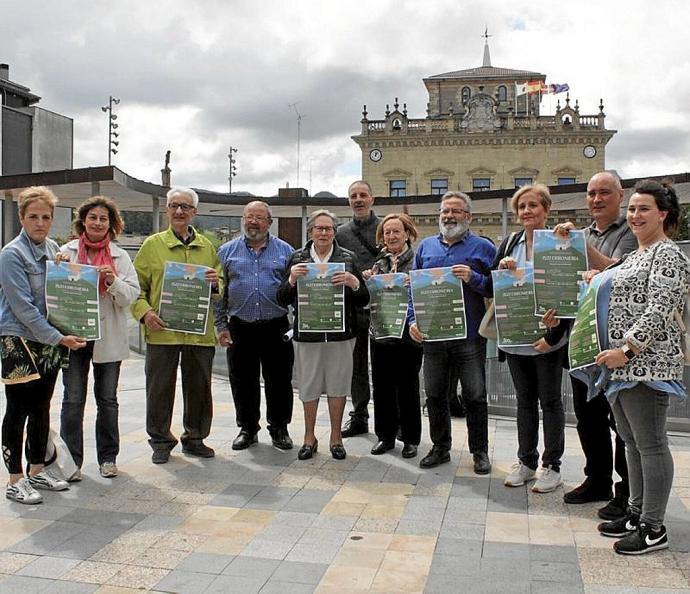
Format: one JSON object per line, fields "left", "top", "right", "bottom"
{"left": 482, "top": 26, "right": 492, "bottom": 67}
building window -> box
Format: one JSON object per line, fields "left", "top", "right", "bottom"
{"left": 389, "top": 179, "right": 406, "bottom": 197}
{"left": 558, "top": 177, "right": 576, "bottom": 185}
{"left": 430, "top": 179, "right": 448, "bottom": 195}
{"left": 497, "top": 85, "right": 507, "bottom": 102}
{"left": 472, "top": 178, "right": 491, "bottom": 192}
{"left": 514, "top": 177, "right": 533, "bottom": 188}
{"left": 461, "top": 86, "right": 471, "bottom": 104}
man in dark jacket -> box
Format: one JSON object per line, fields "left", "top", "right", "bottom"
{"left": 335, "top": 180, "right": 381, "bottom": 437}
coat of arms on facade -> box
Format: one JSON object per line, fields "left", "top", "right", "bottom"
{"left": 459, "top": 93, "right": 502, "bottom": 132}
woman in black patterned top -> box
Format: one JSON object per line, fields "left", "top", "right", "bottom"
{"left": 594, "top": 180, "right": 690, "bottom": 555}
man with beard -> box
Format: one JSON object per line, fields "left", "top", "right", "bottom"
{"left": 409, "top": 191, "right": 496, "bottom": 472}
{"left": 336, "top": 180, "right": 381, "bottom": 437}
{"left": 215, "top": 201, "right": 295, "bottom": 451}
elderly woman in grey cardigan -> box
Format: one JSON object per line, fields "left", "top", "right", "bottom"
{"left": 593, "top": 180, "right": 690, "bottom": 556}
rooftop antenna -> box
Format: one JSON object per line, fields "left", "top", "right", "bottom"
{"left": 288, "top": 102, "right": 306, "bottom": 188}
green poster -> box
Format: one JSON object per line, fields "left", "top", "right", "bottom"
{"left": 410, "top": 267, "right": 466, "bottom": 341}
{"left": 533, "top": 229, "right": 588, "bottom": 318}
{"left": 297, "top": 263, "right": 345, "bottom": 332}
{"left": 568, "top": 273, "right": 604, "bottom": 370}
{"left": 366, "top": 273, "right": 408, "bottom": 340}
{"left": 492, "top": 267, "right": 544, "bottom": 347}
{"left": 45, "top": 261, "right": 101, "bottom": 340}
{"left": 158, "top": 261, "right": 212, "bottom": 335}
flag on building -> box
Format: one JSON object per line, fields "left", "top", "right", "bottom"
{"left": 526, "top": 80, "right": 546, "bottom": 94}
{"left": 515, "top": 82, "right": 527, "bottom": 96}
{"left": 549, "top": 83, "right": 570, "bottom": 95}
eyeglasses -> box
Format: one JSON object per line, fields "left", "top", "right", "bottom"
{"left": 243, "top": 215, "right": 269, "bottom": 222}
{"left": 313, "top": 226, "right": 335, "bottom": 233}
{"left": 439, "top": 208, "right": 470, "bottom": 217}
{"left": 167, "top": 202, "right": 195, "bottom": 212}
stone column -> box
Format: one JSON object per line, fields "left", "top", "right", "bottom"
{"left": 152, "top": 195, "right": 160, "bottom": 234}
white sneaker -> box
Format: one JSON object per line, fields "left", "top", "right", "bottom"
{"left": 99, "top": 462, "right": 118, "bottom": 478}
{"left": 532, "top": 467, "right": 563, "bottom": 493}
{"left": 504, "top": 462, "right": 537, "bottom": 487}
{"left": 6, "top": 478, "right": 43, "bottom": 504}
{"left": 27, "top": 469, "right": 69, "bottom": 492}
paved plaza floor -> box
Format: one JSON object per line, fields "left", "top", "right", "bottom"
{"left": 1, "top": 355, "right": 690, "bottom": 593}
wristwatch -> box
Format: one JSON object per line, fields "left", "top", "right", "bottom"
{"left": 621, "top": 344, "right": 635, "bottom": 360}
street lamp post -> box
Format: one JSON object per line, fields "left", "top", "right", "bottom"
{"left": 101, "top": 96, "right": 120, "bottom": 166}
{"left": 228, "top": 146, "right": 238, "bottom": 194}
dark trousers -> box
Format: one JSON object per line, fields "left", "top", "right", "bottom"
{"left": 60, "top": 342, "right": 121, "bottom": 467}
{"left": 423, "top": 336, "right": 488, "bottom": 453}
{"left": 506, "top": 349, "right": 565, "bottom": 472}
{"left": 226, "top": 316, "right": 294, "bottom": 434}
{"left": 145, "top": 344, "right": 214, "bottom": 452}
{"left": 571, "top": 375, "right": 629, "bottom": 499}
{"left": 348, "top": 324, "right": 372, "bottom": 423}
{"left": 2, "top": 371, "right": 58, "bottom": 474}
{"left": 370, "top": 338, "right": 422, "bottom": 445}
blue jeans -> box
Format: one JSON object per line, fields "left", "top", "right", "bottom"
{"left": 610, "top": 384, "right": 673, "bottom": 529}
{"left": 505, "top": 348, "right": 565, "bottom": 471}
{"left": 60, "top": 342, "right": 121, "bottom": 467}
{"left": 423, "top": 336, "right": 488, "bottom": 452}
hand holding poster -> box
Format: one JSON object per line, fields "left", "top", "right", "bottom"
{"left": 410, "top": 267, "right": 466, "bottom": 341}
{"left": 533, "top": 229, "right": 588, "bottom": 318}
{"left": 297, "top": 263, "right": 345, "bottom": 332}
{"left": 45, "top": 261, "right": 101, "bottom": 340}
{"left": 158, "top": 262, "right": 212, "bottom": 334}
{"left": 491, "top": 267, "right": 543, "bottom": 347}
{"left": 366, "top": 273, "right": 408, "bottom": 340}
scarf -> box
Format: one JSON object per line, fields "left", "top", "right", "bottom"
{"left": 77, "top": 233, "right": 116, "bottom": 294}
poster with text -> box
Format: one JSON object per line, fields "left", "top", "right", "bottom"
{"left": 367, "top": 273, "right": 408, "bottom": 340}
{"left": 158, "top": 262, "right": 212, "bottom": 334}
{"left": 568, "top": 273, "right": 604, "bottom": 370}
{"left": 533, "top": 229, "right": 588, "bottom": 318}
{"left": 410, "top": 267, "right": 466, "bottom": 341}
{"left": 297, "top": 263, "right": 345, "bottom": 332}
{"left": 45, "top": 261, "right": 101, "bottom": 340}
{"left": 492, "top": 267, "right": 544, "bottom": 347}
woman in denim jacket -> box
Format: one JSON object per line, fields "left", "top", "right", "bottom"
{"left": 0, "top": 187, "right": 86, "bottom": 505}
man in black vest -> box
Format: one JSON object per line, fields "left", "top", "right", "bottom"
{"left": 336, "top": 180, "right": 381, "bottom": 437}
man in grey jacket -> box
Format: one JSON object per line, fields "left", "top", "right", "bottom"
{"left": 336, "top": 180, "right": 381, "bottom": 437}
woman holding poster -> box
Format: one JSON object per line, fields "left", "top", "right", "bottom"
{"left": 0, "top": 187, "right": 86, "bottom": 504}
{"left": 363, "top": 214, "right": 422, "bottom": 459}
{"left": 594, "top": 180, "right": 690, "bottom": 555}
{"left": 58, "top": 196, "right": 140, "bottom": 480}
{"left": 277, "top": 210, "right": 368, "bottom": 461}
{"left": 491, "top": 184, "right": 567, "bottom": 494}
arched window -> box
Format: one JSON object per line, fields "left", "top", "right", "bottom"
{"left": 461, "top": 87, "right": 471, "bottom": 104}
{"left": 497, "top": 85, "right": 507, "bottom": 102}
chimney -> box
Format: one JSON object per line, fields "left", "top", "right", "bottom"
{"left": 0, "top": 64, "right": 8, "bottom": 80}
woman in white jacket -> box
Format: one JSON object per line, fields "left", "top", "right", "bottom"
{"left": 59, "top": 196, "right": 140, "bottom": 479}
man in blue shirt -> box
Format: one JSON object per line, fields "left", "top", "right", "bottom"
{"left": 215, "top": 201, "right": 295, "bottom": 450}
{"left": 409, "top": 191, "right": 496, "bottom": 472}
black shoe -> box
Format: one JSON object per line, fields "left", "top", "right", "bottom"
{"left": 297, "top": 440, "right": 318, "bottom": 460}
{"left": 614, "top": 523, "right": 668, "bottom": 555}
{"left": 152, "top": 449, "right": 170, "bottom": 465}
{"left": 341, "top": 419, "right": 368, "bottom": 438}
{"left": 563, "top": 479, "right": 612, "bottom": 504}
{"left": 401, "top": 444, "right": 418, "bottom": 459}
{"left": 269, "top": 428, "right": 294, "bottom": 451}
{"left": 182, "top": 442, "right": 215, "bottom": 458}
{"left": 371, "top": 441, "right": 395, "bottom": 455}
{"left": 473, "top": 452, "right": 491, "bottom": 475}
{"left": 598, "top": 496, "right": 628, "bottom": 521}
{"left": 598, "top": 511, "right": 639, "bottom": 538}
{"left": 330, "top": 444, "right": 347, "bottom": 460}
{"left": 419, "top": 446, "right": 450, "bottom": 469}
{"left": 232, "top": 431, "right": 258, "bottom": 451}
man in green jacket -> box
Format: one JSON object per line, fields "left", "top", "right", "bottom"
{"left": 132, "top": 187, "right": 223, "bottom": 464}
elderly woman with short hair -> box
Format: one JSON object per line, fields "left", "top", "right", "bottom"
{"left": 277, "top": 209, "right": 369, "bottom": 460}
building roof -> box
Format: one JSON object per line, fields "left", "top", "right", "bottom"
{"left": 425, "top": 65, "right": 545, "bottom": 81}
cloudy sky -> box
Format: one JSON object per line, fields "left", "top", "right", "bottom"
{"left": 2, "top": 0, "right": 689, "bottom": 196}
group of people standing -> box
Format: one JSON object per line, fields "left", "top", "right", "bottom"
{"left": 1, "top": 175, "right": 688, "bottom": 557}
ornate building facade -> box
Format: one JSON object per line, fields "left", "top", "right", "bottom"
{"left": 352, "top": 42, "right": 616, "bottom": 197}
